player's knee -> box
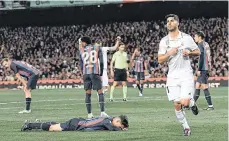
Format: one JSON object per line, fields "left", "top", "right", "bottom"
{"left": 136, "top": 81, "right": 139, "bottom": 84}
{"left": 86, "top": 90, "right": 91, "bottom": 94}
{"left": 122, "top": 82, "right": 127, "bottom": 86}
{"left": 174, "top": 102, "right": 182, "bottom": 111}
{"left": 112, "top": 81, "right": 118, "bottom": 87}
{"left": 97, "top": 89, "right": 103, "bottom": 94}
{"left": 195, "top": 83, "right": 201, "bottom": 89}
{"left": 49, "top": 124, "right": 62, "bottom": 132}
{"left": 201, "top": 84, "right": 208, "bottom": 89}
{"left": 180, "top": 99, "right": 189, "bottom": 107}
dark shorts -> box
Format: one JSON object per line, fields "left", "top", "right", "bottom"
{"left": 27, "top": 75, "right": 39, "bottom": 90}
{"left": 197, "top": 71, "right": 209, "bottom": 84}
{"left": 114, "top": 68, "right": 127, "bottom": 81}
{"left": 135, "top": 72, "right": 145, "bottom": 81}
{"left": 60, "top": 118, "right": 81, "bottom": 131}
{"left": 83, "top": 74, "right": 102, "bottom": 90}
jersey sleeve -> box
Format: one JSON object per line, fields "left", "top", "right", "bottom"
{"left": 186, "top": 35, "right": 198, "bottom": 51}
{"left": 98, "top": 47, "right": 104, "bottom": 76}
{"left": 79, "top": 53, "right": 84, "bottom": 72}
{"left": 205, "top": 42, "right": 211, "bottom": 58}
{"left": 102, "top": 47, "right": 109, "bottom": 52}
{"left": 103, "top": 122, "right": 121, "bottom": 131}
{"left": 100, "top": 118, "right": 121, "bottom": 131}
{"left": 158, "top": 39, "right": 167, "bottom": 55}
{"left": 111, "top": 53, "right": 116, "bottom": 62}
{"left": 10, "top": 62, "right": 18, "bottom": 73}
{"left": 126, "top": 53, "right": 130, "bottom": 63}
{"left": 107, "top": 46, "right": 117, "bottom": 51}
{"left": 104, "top": 123, "right": 121, "bottom": 131}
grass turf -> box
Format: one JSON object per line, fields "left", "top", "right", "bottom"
{"left": 0, "top": 87, "right": 227, "bottom": 141}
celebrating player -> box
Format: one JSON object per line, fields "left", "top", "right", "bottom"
{"left": 2, "top": 58, "right": 40, "bottom": 114}
{"left": 131, "top": 48, "right": 148, "bottom": 96}
{"left": 21, "top": 115, "right": 129, "bottom": 132}
{"left": 158, "top": 14, "right": 200, "bottom": 136}
{"left": 110, "top": 43, "right": 130, "bottom": 101}
{"left": 95, "top": 36, "right": 121, "bottom": 94}
{"left": 193, "top": 31, "right": 214, "bottom": 110}
{"left": 79, "top": 36, "right": 108, "bottom": 118}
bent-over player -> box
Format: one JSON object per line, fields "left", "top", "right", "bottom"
{"left": 2, "top": 58, "right": 40, "bottom": 114}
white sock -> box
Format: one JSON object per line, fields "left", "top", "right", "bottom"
{"left": 208, "top": 105, "right": 213, "bottom": 107}
{"left": 189, "top": 98, "right": 195, "bottom": 107}
{"left": 175, "top": 110, "right": 190, "bottom": 129}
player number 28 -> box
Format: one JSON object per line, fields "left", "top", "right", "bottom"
{"left": 82, "top": 50, "right": 97, "bottom": 64}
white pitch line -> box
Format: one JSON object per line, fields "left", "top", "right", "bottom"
{"left": 0, "top": 95, "right": 227, "bottom": 105}
{"left": 0, "top": 95, "right": 228, "bottom": 110}
{"left": 0, "top": 98, "right": 164, "bottom": 110}
{"left": 1, "top": 96, "right": 158, "bottom": 104}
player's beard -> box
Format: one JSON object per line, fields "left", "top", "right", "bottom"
{"left": 167, "top": 26, "right": 177, "bottom": 32}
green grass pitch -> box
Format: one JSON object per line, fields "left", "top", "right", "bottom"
{"left": 0, "top": 87, "right": 227, "bottom": 141}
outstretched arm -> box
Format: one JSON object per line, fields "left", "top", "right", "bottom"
{"left": 108, "top": 36, "right": 121, "bottom": 51}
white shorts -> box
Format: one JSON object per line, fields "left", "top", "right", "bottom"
{"left": 101, "top": 69, "right": 109, "bottom": 87}
{"left": 166, "top": 76, "right": 194, "bottom": 101}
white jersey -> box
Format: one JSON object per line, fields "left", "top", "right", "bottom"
{"left": 101, "top": 46, "right": 116, "bottom": 69}
{"left": 158, "top": 32, "right": 198, "bottom": 79}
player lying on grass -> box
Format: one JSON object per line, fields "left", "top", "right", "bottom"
{"left": 21, "top": 115, "right": 129, "bottom": 132}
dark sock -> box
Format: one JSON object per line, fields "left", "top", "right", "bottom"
{"left": 28, "top": 123, "right": 50, "bottom": 131}
{"left": 25, "top": 98, "right": 31, "bottom": 110}
{"left": 98, "top": 93, "right": 105, "bottom": 112}
{"left": 85, "top": 94, "right": 92, "bottom": 114}
{"left": 194, "top": 89, "right": 200, "bottom": 102}
{"left": 137, "top": 84, "right": 141, "bottom": 92}
{"left": 204, "top": 89, "right": 213, "bottom": 106}
{"left": 140, "top": 84, "right": 143, "bottom": 93}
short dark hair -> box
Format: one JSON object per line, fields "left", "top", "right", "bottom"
{"left": 119, "top": 42, "right": 125, "bottom": 46}
{"left": 81, "top": 36, "right": 91, "bottom": 44}
{"left": 196, "top": 31, "right": 205, "bottom": 39}
{"left": 119, "top": 115, "right": 129, "bottom": 128}
{"left": 165, "top": 14, "right": 179, "bottom": 22}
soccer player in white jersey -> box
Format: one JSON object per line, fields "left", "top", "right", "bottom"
{"left": 95, "top": 36, "right": 121, "bottom": 94}
{"left": 158, "top": 14, "right": 200, "bottom": 136}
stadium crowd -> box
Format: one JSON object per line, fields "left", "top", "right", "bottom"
{"left": 0, "top": 17, "right": 228, "bottom": 81}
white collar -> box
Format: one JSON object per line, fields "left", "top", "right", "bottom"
{"left": 168, "top": 31, "right": 182, "bottom": 40}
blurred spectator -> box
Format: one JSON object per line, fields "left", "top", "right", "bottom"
{"left": 0, "top": 17, "right": 227, "bottom": 80}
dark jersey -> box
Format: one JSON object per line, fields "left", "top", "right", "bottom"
{"left": 198, "top": 41, "right": 210, "bottom": 71}
{"left": 79, "top": 45, "right": 103, "bottom": 75}
{"left": 10, "top": 61, "right": 40, "bottom": 79}
{"left": 77, "top": 117, "right": 121, "bottom": 131}
{"left": 134, "top": 55, "right": 147, "bottom": 72}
